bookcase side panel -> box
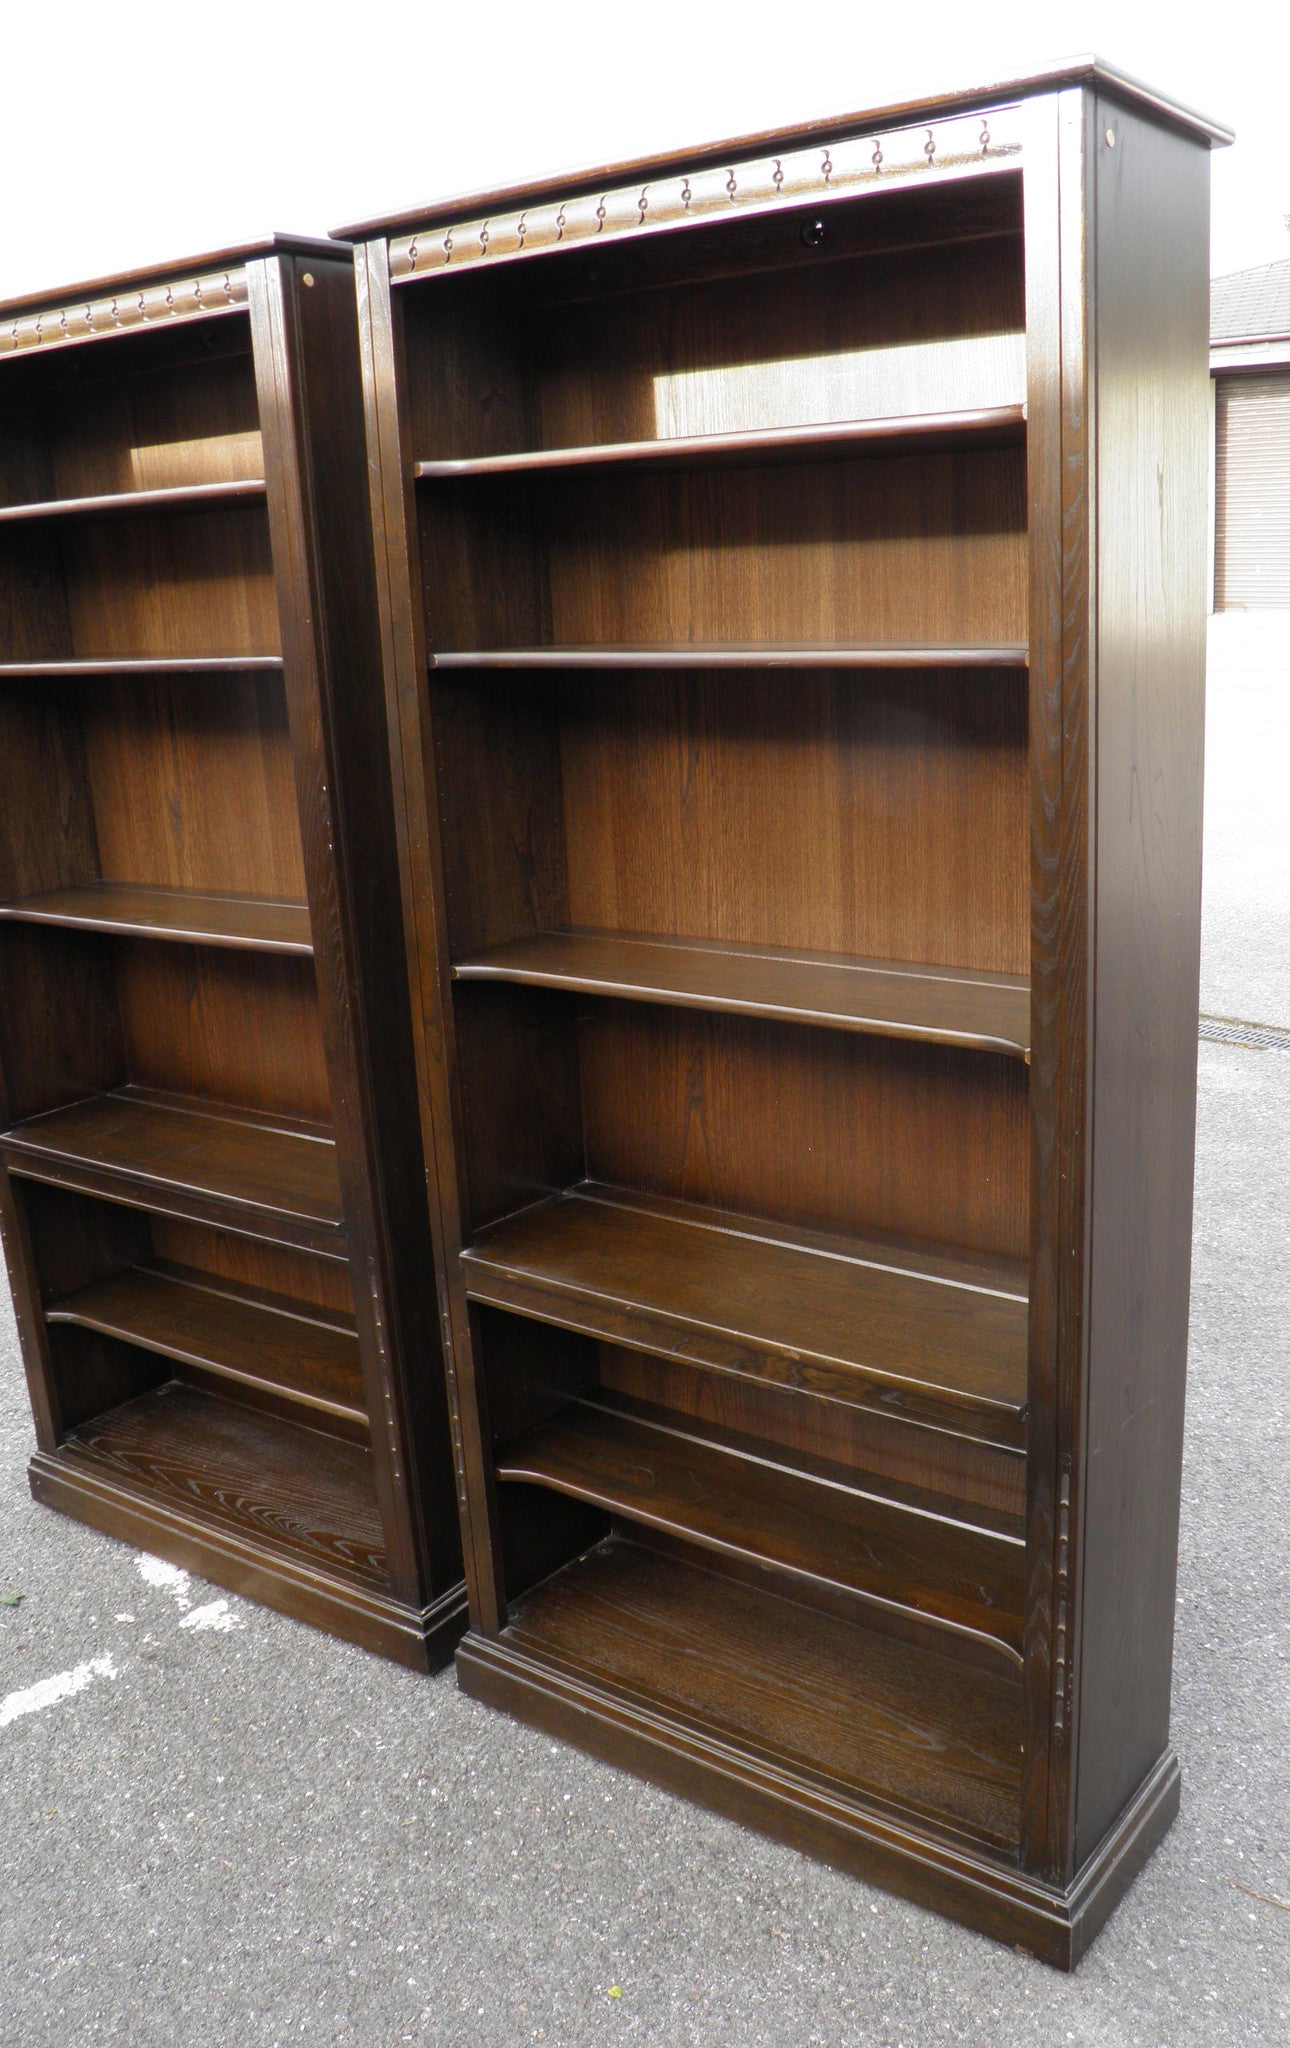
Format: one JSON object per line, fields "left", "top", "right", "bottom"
{"left": 248, "top": 252, "right": 463, "bottom": 1618}
{"left": 1073, "top": 103, "right": 1210, "bottom": 1869}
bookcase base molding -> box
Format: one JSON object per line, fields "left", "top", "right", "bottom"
{"left": 458, "top": 1623, "right": 1181, "bottom": 1970}
{"left": 29, "top": 1442, "right": 467, "bottom": 1671}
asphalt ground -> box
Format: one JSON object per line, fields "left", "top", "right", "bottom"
{"left": 1, "top": 641, "right": 1287, "bottom": 2046}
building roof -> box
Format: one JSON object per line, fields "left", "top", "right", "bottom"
{"left": 1212, "top": 257, "right": 1290, "bottom": 344}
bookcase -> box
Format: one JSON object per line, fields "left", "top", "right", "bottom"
{"left": 0, "top": 239, "right": 465, "bottom": 1669}
{"left": 346, "top": 61, "right": 1225, "bottom": 1961}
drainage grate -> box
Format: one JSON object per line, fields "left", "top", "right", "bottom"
{"left": 1199, "top": 1014, "right": 1290, "bottom": 1052}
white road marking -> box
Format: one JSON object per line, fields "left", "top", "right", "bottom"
{"left": 0, "top": 1653, "right": 117, "bottom": 1729}
{"left": 178, "top": 1599, "right": 242, "bottom": 1633}
{"left": 134, "top": 1554, "right": 191, "bottom": 1608}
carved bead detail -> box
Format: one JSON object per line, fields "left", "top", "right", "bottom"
{"left": 1, "top": 266, "right": 250, "bottom": 355}
{"left": 386, "top": 105, "right": 1025, "bottom": 281}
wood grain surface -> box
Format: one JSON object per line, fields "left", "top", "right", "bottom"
{"left": 463, "top": 1183, "right": 1028, "bottom": 1441}
{"left": 52, "top": 1378, "right": 388, "bottom": 1586}
{"left": 504, "top": 1536, "right": 1023, "bottom": 1846}
{"left": 48, "top": 1260, "right": 366, "bottom": 1431}
{"left": 495, "top": 1393, "right": 1024, "bottom": 1654}
{"left": 453, "top": 929, "right": 1029, "bottom": 1056}
{"left": 2, "top": 1087, "right": 342, "bottom": 1244}
{"left": 0, "top": 881, "right": 312, "bottom": 953}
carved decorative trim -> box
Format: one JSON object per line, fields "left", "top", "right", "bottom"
{"left": 390, "top": 106, "right": 1024, "bottom": 282}
{"left": 0, "top": 268, "right": 249, "bottom": 358}
{"left": 1052, "top": 1458, "right": 1073, "bottom": 1746}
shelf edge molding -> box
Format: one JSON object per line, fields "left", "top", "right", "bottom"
{"left": 414, "top": 404, "right": 1027, "bottom": 481}
{"left": 433, "top": 644, "right": 1029, "bottom": 671}
{"left": 451, "top": 929, "right": 1029, "bottom": 1058}
{"left": 0, "top": 882, "right": 313, "bottom": 955}
{"left": 0, "top": 655, "right": 284, "bottom": 679}
{"left": 0, "top": 479, "right": 267, "bottom": 525}
{"left": 461, "top": 1183, "right": 1029, "bottom": 1448}
{"left": 1, "top": 1088, "right": 345, "bottom": 1255}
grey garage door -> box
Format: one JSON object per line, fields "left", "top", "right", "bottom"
{"left": 1215, "top": 370, "right": 1290, "bottom": 609}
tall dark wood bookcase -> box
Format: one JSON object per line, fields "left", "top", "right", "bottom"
{"left": 347, "top": 61, "right": 1226, "bottom": 1961}
{"left": 0, "top": 238, "right": 465, "bottom": 1669}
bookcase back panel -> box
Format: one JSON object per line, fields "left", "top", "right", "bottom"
{"left": 401, "top": 188, "right": 1024, "bottom": 461}
{"left": 51, "top": 508, "right": 278, "bottom": 659}
{"left": 114, "top": 942, "right": 331, "bottom": 1122}
{"left": 536, "top": 239, "right": 1025, "bottom": 449}
{"left": 0, "top": 343, "right": 261, "bottom": 505}
{"left": 559, "top": 670, "right": 1027, "bottom": 971}
{"left": 577, "top": 1002, "right": 1029, "bottom": 1259}
{"left": 432, "top": 668, "right": 1027, "bottom": 974}
{"left": 82, "top": 675, "right": 307, "bottom": 899}
{"left": 0, "top": 686, "right": 101, "bottom": 896}
{"left": 0, "top": 924, "right": 125, "bottom": 1121}
{"left": 149, "top": 1220, "right": 355, "bottom": 1317}
{"left": 420, "top": 446, "right": 1027, "bottom": 650}
{"left": 596, "top": 1346, "right": 1025, "bottom": 1520}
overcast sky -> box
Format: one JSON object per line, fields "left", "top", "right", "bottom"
{"left": 1, "top": 2, "right": 1287, "bottom": 301}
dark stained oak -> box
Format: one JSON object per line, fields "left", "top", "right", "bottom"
{"left": 496, "top": 1395, "right": 1024, "bottom": 1655}
{"left": 0, "top": 247, "right": 466, "bottom": 1670}
{"left": 462, "top": 1182, "right": 1028, "bottom": 1445}
{"left": 1, "top": 1087, "right": 343, "bottom": 1248}
{"left": 452, "top": 929, "right": 1030, "bottom": 1057}
{"left": 47, "top": 1378, "right": 388, "bottom": 1587}
{"left": 415, "top": 405, "right": 1026, "bottom": 480}
{"left": 355, "top": 68, "right": 1219, "bottom": 1956}
{"left": 47, "top": 1261, "right": 367, "bottom": 1435}
{"left": 502, "top": 1537, "right": 1023, "bottom": 1847}
{"left": 434, "top": 644, "right": 1029, "bottom": 671}
{"left": 0, "top": 882, "right": 312, "bottom": 954}
{"left": 0, "top": 480, "right": 266, "bottom": 524}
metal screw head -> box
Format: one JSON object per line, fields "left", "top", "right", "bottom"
{"left": 799, "top": 219, "right": 826, "bottom": 248}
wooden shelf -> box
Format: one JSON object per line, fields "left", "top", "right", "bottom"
{"left": 0, "top": 882, "right": 312, "bottom": 954}
{"left": 0, "top": 656, "right": 284, "bottom": 680}
{"left": 433, "top": 644, "right": 1029, "bottom": 671}
{"left": 1, "top": 1088, "right": 343, "bottom": 1253}
{"left": 47, "top": 1261, "right": 367, "bottom": 1436}
{"left": 462, "top": 1183, "right": 1028, "bottom": 1446}
{"left": 495, "top": 1536, "right": 1023, "bottom": 1849}
{"left": 452, "top": 930, "right": 1029, "bottom": 1058}
{"left": 415, "top": 405, "right": 1027, "bottom": 482}
{"left": 41, "top": 1380, "right": 387, "bottom": 1589}
{"left": 0, "top": 480, "right": 267, "bottom": 525}
{"left": 496, "top": 1394, "right": 1023, "bottom": 1657}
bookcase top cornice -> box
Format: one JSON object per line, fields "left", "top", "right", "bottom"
{"left": 335, "top": 55, "right": 1230, "bottom": 247}
{"left": 0, "top": 234, "right": 345, "bottom": 360}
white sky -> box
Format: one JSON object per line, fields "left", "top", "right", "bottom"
{"left": 1, "top": 2, "right": 1287, "bottom": 302}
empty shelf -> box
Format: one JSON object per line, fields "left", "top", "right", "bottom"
{"left": 0, "top": 882, "right": 312, "bottom": 954}
{"left": 48, "top": 1262, "right": 366, "bottom": 1434}
{"left": 495, "top": 1536, "right": 1023, "bottom": 1849}
{"left": 495, "top": 1395, "right": 1023, "bottom": 1657}
{"left": 415, "top": 405, "right": 1027, "bottom": 481}
{"left": 452, "top": 930, "right": 1029, "bottom": 1058}
{"left": 42, "top": 1380, "right": 386, "bottom": 1589}
{"left": 1, "top": 1088, "right": 343, "bottom": 1253}
{"left": 0, "top": 479, "right": 266, "bottom": 524}
{"left": 433, "top": 643, "right": 1029, "bottom": 670}
{"left": 463, "top": 1184, "right": 1028, "bottom": 1446}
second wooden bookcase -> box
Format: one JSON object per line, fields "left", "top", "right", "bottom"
{"left": 0, "top": 239, "right": 465, "bottom": 1668}
{"left": 346, "top": 61, "right": 1223, "bottom": 1962}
